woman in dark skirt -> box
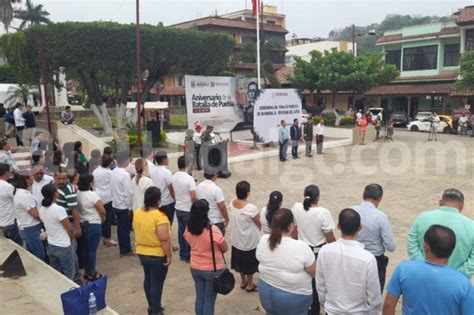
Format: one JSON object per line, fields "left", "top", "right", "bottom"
{"left": 229, "top": 181, "right": 261, "bottom": 292}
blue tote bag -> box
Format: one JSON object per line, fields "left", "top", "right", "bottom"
{"left": 60, "top": 276, "right": 107, "bottom": 315}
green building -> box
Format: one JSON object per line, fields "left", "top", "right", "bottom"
{"left": 366, "top": 6, "right": 474, "bottom": 117}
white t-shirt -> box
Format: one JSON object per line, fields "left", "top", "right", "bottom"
{"left": 32, "top": 174, "right": 53, "bottom": 206}
{"left": 39, "top": 203, "right": 71, "bottom": 247}
{"left": 196, "top": 179, "right": 225, "bottom": 224}
{"left": 256, "top": 235, "right": 315, "bottom": 295}
{"left": 150, "top": 165, "right": 174, "bottom": 206}
{"left": 229, "top": 201, "right": 260, "bottom": 251}
{"left": 291, "top": 202, "right": 335, "bottom": 247}
{"left": 171, "top": 171, "right": 196, "bottom": 212}
{"left": 0, "top": 179, "right": 15, "bottom": 227}
{"left": 14, "top": 188, "right": 40, "bottom": 228}
{"left": 77, "top": 190, "right": 102, "bottom": 224}
{"left": 147, "top": 159, "right": 157, "bottom": 174}
{"left": 260, "top": 206, "right": 270, "bottom": 234}
{"left": 111, "top": 167, "right": 132, "bottom": 210}
{"left": 92, "top": 166, "right": 113, "bottom": 204}
{"left": 131, "top": 176, "right": 154, "bottom": 212}
{"left": 193, "top": 132, "right": 202, "bottom": 145}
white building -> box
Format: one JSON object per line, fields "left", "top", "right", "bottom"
{"left": 285, "top": 40, "right": 356, "bottom": 65}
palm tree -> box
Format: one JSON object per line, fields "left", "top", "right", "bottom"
{"left": 14, "top": 0, "right": 50, "bottom": 30}
{"left": 0, "top": 0, "right": 21, "bottom": 31}
{"left": 5, "top": 84, "right": 39, "bottom": 106}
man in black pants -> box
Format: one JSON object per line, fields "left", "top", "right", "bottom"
{"left": 290, "top": 118, "right": 302, "bottom": 159}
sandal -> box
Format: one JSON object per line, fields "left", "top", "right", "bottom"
{"left": 246, "top": 285, "right": 258, "bottom": 292}
{"left": 240, "top": 282, "right": 247, "bottom": 290}
{"left": 83, "top": 272, "right": 103, "bottom": 281}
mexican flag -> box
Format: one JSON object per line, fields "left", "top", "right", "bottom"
{"left": 252, "top": 0, "right": 260, "bottom": 16}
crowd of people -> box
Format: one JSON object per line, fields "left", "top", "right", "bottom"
{"left": 0, "top": 136, "right": 471, "bottom": 315}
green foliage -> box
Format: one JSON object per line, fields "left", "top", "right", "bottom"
{"left": 0, "top": 0, "right": 21, "bottom": 30}
{"left": 288, "top": 48, "right": 398, "bottom": 108}
{"left": 456, "top": 51, "right": 474, "bottom": 91}
{"left": 262, "top": 60, "right": 280, "bottom": 88}
{"left": 14, "top": 0, "right": 50, "bottom": 30}
{"left": 340, "top": 115, "right": 355, "bottom": 125}
{"left": 0, "top": 64, "right": 16, "bottom": 82}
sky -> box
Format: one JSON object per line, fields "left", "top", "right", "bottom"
{"left": 11, "top": 0, "right": 473, "bottom": 37}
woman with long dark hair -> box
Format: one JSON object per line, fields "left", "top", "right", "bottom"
{"left": 184, "top": 199, "right": 228, "bottom": 315}
{"left": 13, "top": 171, "right": 45, "bottom": 260}
{"left": 133, "top": 186, "right": 171, "bottom": 315}
{"left": 256, "top": 208, "right": 315, "bottom": 315}
{"left": 260, "top": 191, "right": 283, "bottom": 234}
{"left": 39, "top": 184, "right": 75, "bottom": 279}
{"left": 229, "top": 181, "right": 260, "bottom": 292}
{"left": 77, "top": 174, "right": 106, "bottom": 281}
{"left": 291, "top": 185, "right": 336, "bottom": 314}
{"left": 74, "top": 141, "right": 88, "bottom": 168}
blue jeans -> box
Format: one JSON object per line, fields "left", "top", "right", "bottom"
{"left": 47, "top": 244, "right": 75, "bottom": 280}
{"left": 101, "top": 202, "right": 113, "bottom": 239}
{"left": 191, "top": 268, "right": 224, "bottom": 315}
{"left": 291, "top": 140, "right": 299, "bottom": 158}
{"left": 1, "top": 223, "right": 23, "bottom": 246}
{"left": 138, "top": 255, "right": 169, "bottom": 313}
{"left": 258, "top": 279, "right": 312, "bottom": 315}
{"left": 161, "top": 203, "right": 175, "bottom": 226}
{"left": 279, "top": 139, "right": 288, "bottom": 161}
{"left": 80, "top": 223, "right": 101, "bottom": 276}
{"left": 19, "top": 224, "right": 45, "bottom": 261}
{"left": 176, "top": 210, "right": 191, "bottom": 261}
{"left": 113, "top": 208, "right": 132, "bottom": 255}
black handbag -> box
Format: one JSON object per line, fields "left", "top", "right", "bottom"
{"left": 209, "top": 225, "right": 235, "bottom": 295}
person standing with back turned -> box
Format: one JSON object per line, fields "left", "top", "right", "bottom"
{"left": 351, "top": 184, "right": 396, "bottom": 292}
{"left": 278, "top": 120, "right": 289, "bottom": 162}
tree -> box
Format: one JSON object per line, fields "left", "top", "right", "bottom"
{"left": 456, "top": 51, "right": 474, "bottom": 91}
{"left": 5, "top": 83, "right": 38, "bottom": 105}
{"left": 1, "top": 22, "right": 234, "bottom": 135}
{"left": 14, "top": 0, "right": 50, "bottom": 30}
{"left": 0, "top": 0, "right": 21, "bottom": 30}
{"left": 262, "top": 60, "right": 280, "bottom": 88}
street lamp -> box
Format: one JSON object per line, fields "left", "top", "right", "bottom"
{"left": 135, "top": 0, "right": 142, "bottom": 147}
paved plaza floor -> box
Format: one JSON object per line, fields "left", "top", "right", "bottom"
{"left": 100, "top": 130, "right": 473, "bottom": 314}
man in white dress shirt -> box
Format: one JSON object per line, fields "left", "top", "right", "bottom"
{"left": 31, "top": 165, "right": 53, "bottom": 205}
{"left": 110, "top": 151, "right": 134, "bottom": 257}
{"left": 315, "top": 119, "right": 325, "bottom": 155}
{"left": 196, "top": 167, "right": 229, "bottom": 234}
{"left": 150, "top": 151, "right": 175, "bottom": 224}
{"left": 316, "top": 208, "right": 382, "bottom": 314}
{"left": 13, "top": 103, "right": 25, "bottom": 147}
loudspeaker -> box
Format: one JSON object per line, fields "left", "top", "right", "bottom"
{"left": 146, "top": 121, "right": 161, "bottom": 147}
{"left": 382, "top": 108, "right": 392, "bottom": 124}
{"left": 0, "top": 250, "right": 27, "bottom": 278}
{"left": 200, "top": 140, "right": 231, "bottom": 179}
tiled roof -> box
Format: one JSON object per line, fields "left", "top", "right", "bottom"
{"left": 170, "top": 17, "right": 288, "bottom": 34}
{"left": 456, "top": 6, "right": 474, "bottom": 26}
{"left": 394, "top": 70, "right": 459, "bottom": 83}
{"left": 365, "top": 83, "right": 454, "bottom": 96}
{"left": 275, "top": 66, "right": 294, "bottom": 85}
{"left": 160, "top": 86, "right": 185, "bottom": 96}
{"left": 377, "top": 27, "right": 459, "bottom": 45}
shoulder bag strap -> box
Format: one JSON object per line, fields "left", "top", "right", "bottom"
{"left": 209, "top": 225, "right": 217, "bottom": 272}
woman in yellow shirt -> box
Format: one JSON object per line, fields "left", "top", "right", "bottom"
{"left": 133, "top": 187, "right": 172, "bottom": 315}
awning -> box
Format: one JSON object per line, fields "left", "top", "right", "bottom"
{"left": 365, "top": 83, "right": 454, "bottom": 96}
{"left": 126, "top": 101, "right": 169, "bottom": 110}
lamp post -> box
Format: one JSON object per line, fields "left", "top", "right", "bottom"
{"left": 135, "top": 0, "right": 142, "bottom": 147}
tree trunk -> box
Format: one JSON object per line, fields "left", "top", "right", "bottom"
{"left": 332, "top": 91, "right": 337, "bottom": 109}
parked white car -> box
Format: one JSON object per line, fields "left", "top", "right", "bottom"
{"left": 415, "top": 111, "right": 432, "bottom": 121}
{"left": 407, "top": 117, "right": 450, "bottom": 133}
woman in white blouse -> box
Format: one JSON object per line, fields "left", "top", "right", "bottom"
{"left": 229, "top": 181, "right": 261, "bottom": 292}
{"left": 77, "top": 174, "right": 106, "bottom": 281}
{"left": 259, "top": 191, "right": 283, "bottom": 234}
{"left": 256, "top": 208, "right": 316, "bottom": 315}
{"left": 291, "top": 185, "right": 336, "bottom": 315}
{"left": 131, "top": 158, "right": 154, "bottom": 212}
{"left": 14, "top": 172, "right": 46, "bottom": 260}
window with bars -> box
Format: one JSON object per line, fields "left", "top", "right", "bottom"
{"left": 465, "top": 29, "right": 474, "bottom": 51}
{"left": 385, "top": 50, "right": 401, "bottom": 69}
{"left": 443, "top": 44, "right": 460, "bottom": 67}
{"left": 402, "top": 45, "right": 438, "bottom": 71}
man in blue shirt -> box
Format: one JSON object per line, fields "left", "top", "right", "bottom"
{"left": 383, "top": 225, "right": 474, "bottom": 315}
{"left": 278, "top": 120, "right": 289, "bottom": 162}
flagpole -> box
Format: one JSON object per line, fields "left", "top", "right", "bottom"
{"left": 256, "top": 0, "right": 261, "bottom": 90}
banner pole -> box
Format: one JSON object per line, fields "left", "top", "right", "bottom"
{"left": 256, "top": 0, "right": 261, "bottom": 90}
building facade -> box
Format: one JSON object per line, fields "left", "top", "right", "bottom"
{"left": 285, "top": 39, "right": 355, "bottom": 65}
{"left": 366, "top": 6, "right": 474, "bottom": 117}
{"left": 159, "top": 6, "right": 288, "bottom": 107}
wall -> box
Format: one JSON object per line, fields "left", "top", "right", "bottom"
{"left": 57, "top": 123, "right": 108, "bottom": 157}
